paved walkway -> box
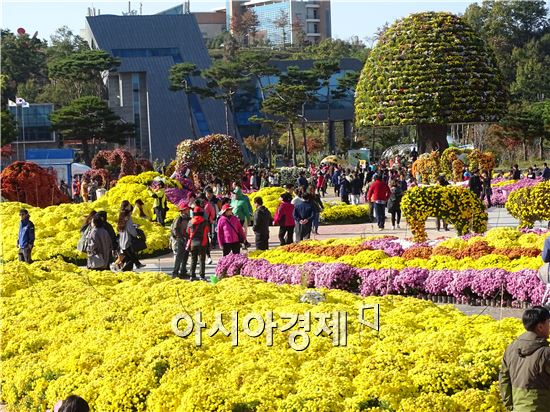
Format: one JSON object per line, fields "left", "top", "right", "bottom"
{"left": 132, "top": 202, "right": 541, "bottom": 321}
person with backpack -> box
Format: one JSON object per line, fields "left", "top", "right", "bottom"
{"left": 273, "top": 192, "right": 295, "bottom": 246}
{"left": 170, "top": 204, "right": 191, "bottom": 278}
{"left": 187, "top": 206, "right": 210, "bottom": 281}
{"left": 217, "top": 204, "right": 246, "bottom": 256}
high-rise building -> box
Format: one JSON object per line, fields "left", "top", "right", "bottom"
{"left": 228, "top": 0, "right": 331, "bottom": 45}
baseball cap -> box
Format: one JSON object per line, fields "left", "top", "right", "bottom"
{"left": 220, "top": 204, "right": 232, "bottom": 213}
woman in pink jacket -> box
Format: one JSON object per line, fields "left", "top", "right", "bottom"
{"left": 273, "top": 192, "right": 295, "bottom": 246}
{"left": 217, "top": 204, "right": 246, "bottom": 256}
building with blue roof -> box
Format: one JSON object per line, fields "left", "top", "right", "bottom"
{"left": 84, "top": 13, "right": 232, "bottom": 161}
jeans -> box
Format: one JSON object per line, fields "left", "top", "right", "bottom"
{"left": 279, "top": 226, "right": 294, "bottom": 245}
{"left": 173, "top": 242, "right": 189, "bottom": 276}
{"left": 296, "top": 221, "right": 312, "bottom": 241}
{"left": 18, "top": 246, "right": 32, "bottom": 263}
{"left": 154, "top": 206, "right": 165, "bottom": 226}
{"left": 481, "top": 190, "right": 492, "bottom": 208}
{"left": 190, "top": 245, "right": 206, "bottom": 278}
{"left": 390, "top": 210, "right": 401, "bottom": 226}
{"left": 222, "top": 242, "right": 241, "bottom": 256}
{"left": 374, "top": 203, "right": 386, "bottom": 228}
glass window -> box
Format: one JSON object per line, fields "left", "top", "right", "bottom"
{"left": 9, "top": 104, "right": 55, "bottom": 142}
{"left": 132, "top": 73, "right": 141, "bottom": 151}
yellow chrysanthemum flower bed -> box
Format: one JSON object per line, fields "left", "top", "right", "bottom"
{"left": 247, "top": 188, "right": 370, "bottom": 224}
{"left": 0, "top": 174, "right": 175, "bottom": 262}
{"left": 1, "top": 258, "right": 519, "bottom": 412}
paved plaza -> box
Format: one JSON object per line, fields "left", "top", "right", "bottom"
{"left": 129, "top": 203, "right": 545, "bottom": 321}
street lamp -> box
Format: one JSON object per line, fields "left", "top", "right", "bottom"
{"left": 15, "top": 97, "right": 29, "bottom": 160}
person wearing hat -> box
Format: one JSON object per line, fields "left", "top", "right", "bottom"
{"left": 187, "top": 206, "right": 210, "bottom": 280}
{"left": 217, "top": 204, "right": 246, "bottom": 256}
{"left": 17, "top": 208, "right": 35, "bottom": 263}
{"left": 170, "top": 204, "right": 191, "bottom": 278}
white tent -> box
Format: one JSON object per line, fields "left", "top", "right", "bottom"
{"left": 71, "top": 163, "right": 91, "bottom": 176}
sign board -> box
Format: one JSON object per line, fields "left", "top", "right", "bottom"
{"left": 347, "top": 149, "right": 370, "bottom": 168}
{"left": 25, "top": 148, "right": 75, "bottom": 186}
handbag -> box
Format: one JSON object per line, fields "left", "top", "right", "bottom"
{"left": 131, "top": 227, "right": 147, "bottom": 252}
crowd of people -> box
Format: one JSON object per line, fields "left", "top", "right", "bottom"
{"left": 18, "top": 159, "right": 549, "bottom": 271}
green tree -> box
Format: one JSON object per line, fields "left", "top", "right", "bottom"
{"left": 497, "top": 104, "right": 546, "bottom": 161}
{"left": 1, "top": 29, "right": 48, "bottom": 102}
{"left": 169, "top": 62, "right": 201, "bottom": 139}
{"left": 306, "top": 38, "right": 370, "bottom": 62}
{"left": 273, "top": 10, "right": 290, "bottom": 49}
{"left": 50, "top": 96, "right": 134, "bottom": 165}
{"left": 47, "top": 26, "right": 89, "bottom": 60}
{"left": 510, "top": 34, "right": 550, "bottom": 102}
{"left": 47, "top": 49, "right": 120, "bottom": 100}
{"left": 1, "top": 110, "right": 18, "bottom": 146}
{"left": 261, "top": 66, "right": 319, "bottom": 166}
{"left": 527, "top": 99, "right": 550, "bottom": 159}
{"left": 463, "top": 0, "right": 549, "bottom": 85}
{"left": 313, "top": 60, "right": 340, "bottom": 153}
{"left": 355, "top": 12, "right": 507, "bottom": 153}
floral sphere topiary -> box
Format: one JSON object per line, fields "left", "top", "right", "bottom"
{"left": 175, "top": 134, "right": 244, "bottom": 183}
{"left": 355, "top": 12, "right": 506, "bottom": 152}
{"left": 401, "top": 185, "right": 488, "bottom": 242}
{"left": 505, "top": 181, "right": 550, "bottom": 228}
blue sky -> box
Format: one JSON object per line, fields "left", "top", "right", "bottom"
{"left": 2, "top": 0, "right": 475, "bottom": 43}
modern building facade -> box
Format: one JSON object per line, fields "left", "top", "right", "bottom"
{"left": 8, "top": 103, "right": 58, "bottom": 160}
{"left": 84, "top": 14, "right": 231, "bottom": 161}
{"left": 157, "top": 4, "right": 227, "bottom": 41}
{"left": 227, "top": 0, "right": 331, "bottom": 45}
{"left": 234, "top": 58, "right": 362, "bottom": 152}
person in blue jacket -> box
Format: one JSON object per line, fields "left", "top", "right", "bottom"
{"left": 17, "top": 208, "right": 35, "bottom": 263}
{"left": 293, "top": 193, "right": 315, "bottom": 241}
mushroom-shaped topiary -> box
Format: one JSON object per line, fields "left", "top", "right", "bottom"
{"left": 355, "top": 12, "right": 507, "bottom": 153}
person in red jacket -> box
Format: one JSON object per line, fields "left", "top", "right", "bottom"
{"left": 273, "top": 192, "right": 295, "bottom": 245}
{"left": 367, "top": 175, "right": 391, "bottom": 230}
{"left": 187, "top": 206, "right": 210, "bottom": 281}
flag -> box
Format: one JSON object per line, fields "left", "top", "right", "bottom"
{"left": 22, "top": 101, "right": 30, "bottom": 108}
{"left": 15, "top": 97, "right": 26, "bottom": 105}
{"left": 8, "top": 99, "right": 16, "bottom": 107}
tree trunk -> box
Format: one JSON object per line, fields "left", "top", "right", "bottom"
{"left": 417, "top": 124, "right": 448, "bottom": 154}
{"left": 523, "top": 140, "right": 528, "bottom": 161}
{"left": 539, "top": 136, "right": 543, "bottom": 160}
{"left": 224, "top": 102, "right": 230, "bottom": 136}
{"left": 268, "top": 134, "right": 272, "bottom": 169}
{"left": 82, "top": 139, "right": 91, "bottom": 165}
{"left": 186, "top": 92, "right": 198, "bottom": 139}
{"left": 302, "top": 119, "right": 309, "bottom": 167}
{"left": 289, "top": 123, "right": 297, "bottom": 167}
